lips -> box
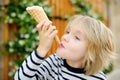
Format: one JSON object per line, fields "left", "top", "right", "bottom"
{"left": 59, "top": 43, "right": 65, "bottom": 48}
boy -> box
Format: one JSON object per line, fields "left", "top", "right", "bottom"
{"left": 14, "top": 15, "right": 115, "bottom": 80}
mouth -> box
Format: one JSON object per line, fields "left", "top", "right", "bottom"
{"left": 59, "top": 43, "right": 65, "bottom": 48}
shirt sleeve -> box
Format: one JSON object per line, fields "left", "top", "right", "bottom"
{"left": 14, "top": 50, "right": 45, "bottom": 80}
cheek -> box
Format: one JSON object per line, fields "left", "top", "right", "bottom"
{"left": 72, "top": 43, "right": 87, "bottom": 57}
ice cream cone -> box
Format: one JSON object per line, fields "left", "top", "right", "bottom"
{"left": 26, "top": 6, "right": 60, "bottom": 44}
{"left": 26, "top": 6, "right": 49, "bottom": 23}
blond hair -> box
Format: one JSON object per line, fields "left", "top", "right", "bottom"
{"left": 67, "top": 15, "right": 115, "bottom": 75}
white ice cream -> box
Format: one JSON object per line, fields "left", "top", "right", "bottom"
{"left": 26, "top": 6, "right": 42, "bottom": 10}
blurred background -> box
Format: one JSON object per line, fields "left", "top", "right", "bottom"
{"left": 0, "top": 0, "right": 120, "bottom": 80}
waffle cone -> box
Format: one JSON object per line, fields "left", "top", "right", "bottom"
{"left": 26, "top": 6, "right": 49, "bottom": 23}
{"left": 26, "top": 6, "right": 60, "bottom": 44}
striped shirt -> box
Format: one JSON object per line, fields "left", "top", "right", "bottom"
{"left": 14, "top": 50, "right": 106, "bottom": 80}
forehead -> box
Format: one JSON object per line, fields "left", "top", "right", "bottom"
{"left": 66, "top": 20, "right": 85, "bottom": 31}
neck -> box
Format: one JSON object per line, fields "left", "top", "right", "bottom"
{"left": 66, "top": 59, "right": 83, "bottom": 69}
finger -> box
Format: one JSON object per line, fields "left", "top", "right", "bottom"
{"left": 49, "top": 30, "right": 58, "bottom": 39}
{"left": 42, "top": 20, "right": 52, "bottom": 31}
{"left": 47, "top": 25, "right": 56, "bottom": 34}
{"left": 36, "top": 20, "right": 45, "bottom": 31}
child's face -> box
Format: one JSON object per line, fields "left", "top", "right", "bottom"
{"left": 56, "top": 22, "right": 87, "bottom": 62}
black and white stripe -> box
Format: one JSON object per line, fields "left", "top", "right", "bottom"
{"left": 14, "top": 50, "right": 106, "bottom": 80}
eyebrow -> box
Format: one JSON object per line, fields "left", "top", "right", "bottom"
{"left": 66, "top": 26, "right": 82, "bottom": 34}
{"left": 74, "top": 31, "right": 82, "bottom": 39}
{"left": 76, "top": 30, "right": 82, "bottom": 34}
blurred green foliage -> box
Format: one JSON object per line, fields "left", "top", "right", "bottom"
{"left": 103, "top": 63, "right": 113, "bottom": 74}
{"left": 0, "top": 0, "right": 53, "bottom": 55}
{"left": 70, "top": 0, "right": 104, "bottom": 22}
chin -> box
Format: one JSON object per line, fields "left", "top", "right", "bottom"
{"left": 56, "top": 49, "right": 63, "bottom": 57}
{"left": 56, "top": 49, "right": 66, "bottom": 59}
{"left": 56, "top": 49, "right": 61, "bottom": 56}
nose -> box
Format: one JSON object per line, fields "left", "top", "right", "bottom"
{"left": 61, "top": 34, "right": 69, "bottom": 42}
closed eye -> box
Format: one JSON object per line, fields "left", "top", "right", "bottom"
{"left": 65, "top": 31, "right": 70, "bottom": 34}
{"left": 75, "top": 36, "right": 80, "bottom": 40}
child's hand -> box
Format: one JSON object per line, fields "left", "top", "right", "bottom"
{"left": 36, "top": 20, "right": 58, "bottom": 57}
